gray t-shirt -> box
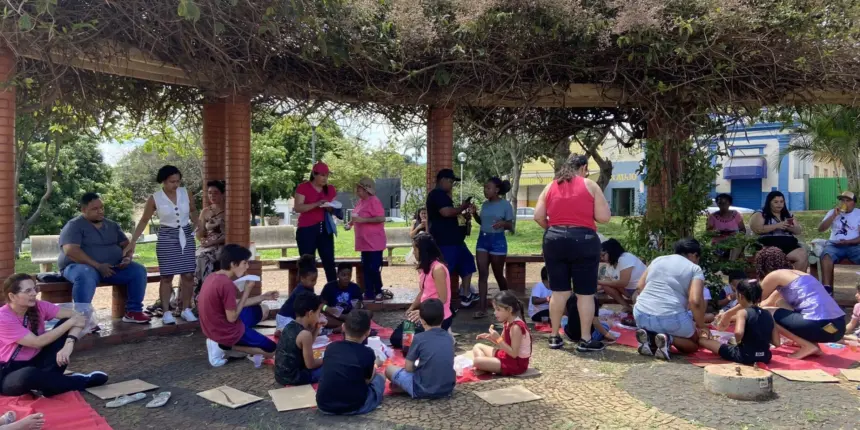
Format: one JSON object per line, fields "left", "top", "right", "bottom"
{"left": 58, "top": 216, "right": 128, "bottom": 270}
{"left": 634, "top": 254, "right": 705, "bottom": 316}
{"left": 406, "top": 327, "right": 455, "bottom": 399}
{"left": 479, "top": 199, "right": 514, "bottom": 233}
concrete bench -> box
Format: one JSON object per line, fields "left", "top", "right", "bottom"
{"left": 251, "top": 225, "right": 298, "bottom": 257}
{"left": 30, "top": 235, "right": 60, "bottom": 273}
{"left": 384, "top": 227, "right": 412, "bottom": 262}
{"left": 278, "top": 257, "right": 389, "bottom": 294}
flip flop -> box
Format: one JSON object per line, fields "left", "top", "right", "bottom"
{"left": 145, "top": 392, "right": 172, "bottom": 408}
{"left": 106, "top": 392, "right": 147, "bottom": 408}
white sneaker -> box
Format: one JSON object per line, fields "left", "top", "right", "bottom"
{"left": 248, "top": 354, "right": 264, "bottom": 368}
{"left": 180, "top": 308, "right": 198, "bottom": 322}
{"left": 206, "top": 339, "right": 227, "bottom": 367}
{"left": 162, "top": 312, "right": 176, "bottom": 325}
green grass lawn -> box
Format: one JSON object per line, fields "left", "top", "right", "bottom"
{"left": 13, "top": 211, "right": 832, "bottom": 274}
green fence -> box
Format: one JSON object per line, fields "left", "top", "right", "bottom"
{"left": 807, "top": 177, "right": 848, "bottom": 210}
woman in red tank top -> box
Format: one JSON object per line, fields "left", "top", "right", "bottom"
{"left": 533, "top": 154, "right": 611, "bottom": 352}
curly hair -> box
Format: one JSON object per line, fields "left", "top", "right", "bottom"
{"left": 755, "top": 247, "right": 792, "bottom": 280}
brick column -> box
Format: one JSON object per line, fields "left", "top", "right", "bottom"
{"left": 202, "top": 101, "right": 227, "bottom": 190}
{"left": 426, "top": 106, "right": 454, "bottom": 190}
{"left": 645, "top": 116, "right": 684, "bottom": 219}
{"left": 0, "top": 48, "right": 15, "bottom": 280}
{"left": 224, "top": 97, "right": 251, "bottom": 247}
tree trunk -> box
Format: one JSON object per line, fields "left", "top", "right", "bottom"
{"left": 13, "top": 141, "right": 61, "bottom": 258}
{"left": 509, "top": 156, "right": 523, "bottom": 234}
{"left": 552, "top": 137, "right": 571, "bottom": 175}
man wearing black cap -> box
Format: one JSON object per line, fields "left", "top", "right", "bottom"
{"left": 426, "top": 169, "right": 476, "bottom": 314}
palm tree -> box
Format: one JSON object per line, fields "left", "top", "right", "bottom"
{"left": 784, "top": 105, "right": 860, "bottom": 193}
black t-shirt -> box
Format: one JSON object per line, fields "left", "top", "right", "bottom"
{"left": 316, "top": 340, "right": 376, "bottom": 414}
{"left": 426, "top": 188, "right": 463, "bottom": 246}
{"left": 737, "top": 306, "right": 774, "bottom": 362}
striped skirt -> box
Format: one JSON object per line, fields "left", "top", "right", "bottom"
{"left": 156, "top": 224, "right": 197, "bottom": 276}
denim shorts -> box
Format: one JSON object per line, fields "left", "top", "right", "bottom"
{"left": 392, "top": 368, "right": 416, "bottom": 398}
{"left": 633, "top": 308, "right": 696, "bottom": 340}
{"left": 476, "top": 232, "right": 507, "bottom": 255}
{"left": 821, "top": 244, "right": 860, "bottom": 264}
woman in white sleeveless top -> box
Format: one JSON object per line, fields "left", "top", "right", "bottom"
{"left": 128, "top": 165, "right": 199, "bottom": 325}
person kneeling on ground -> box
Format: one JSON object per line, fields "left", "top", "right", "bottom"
{"left": 386, "top": 298, "right": 455, "bottom": 398}
{"left": 274, "top": 291, "right": 324, "bottom": 385}
{"left": 198, "top": 244, "right": 279, "bottom": 367}
{"left": 634, "top": 238, "right": 708, "bottom": 360}
{"left": 319, "top": 263, "right": 364, "bottom": 328}
{"left": 563, "top": 293, "right": 616, "bottom": 348}
{"left": 0, "top": 274, "right": 108, "bottom": 397}
{"left": 472, "top": 291, "right": 532, "bottom": 376}
{"left": 316, "top": 310, "right": 386, "bottom": 415}
{"left": 699, "top": 280, "right": 778, "bottom": 365}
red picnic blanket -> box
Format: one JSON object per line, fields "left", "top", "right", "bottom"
{"left": 0, "top": 391, "right": 111, "bottom": 430}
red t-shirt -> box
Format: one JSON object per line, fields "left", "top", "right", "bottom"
{"left": 197, "top": 273, "right": 244, "bottom": 345}
{"left": 296, "top": 182, "right": 337, "bottom": 228}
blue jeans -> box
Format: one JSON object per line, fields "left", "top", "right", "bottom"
{"left": 235, "top": 306, "right": 277, "bottom": 353}
{"left": 633, "top": 308, "right": 696, "bottom": 341}
{"left": 476, "top": 232, "right": 507, "bottom": 255}
{"left": 62, "top": 262, "right": 147, "bottom": 312}
{"left": 361, "top": 251, "right": 384, "bottom": 299}
{"left": 821, "top": 243, "right": 860, "bottom": 264}
{"left": 320, "top": 374, "right": 385, "bottom": 415}
{"left": 296, "top": 223, "right": 336, "bottom": 282}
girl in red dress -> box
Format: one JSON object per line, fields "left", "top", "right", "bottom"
{"left": 472, "top": 291, "right": 532, "bottom": 376}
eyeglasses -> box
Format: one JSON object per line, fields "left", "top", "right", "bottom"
{"left": 19, "top": 286, "right": 39, "bottom": 294}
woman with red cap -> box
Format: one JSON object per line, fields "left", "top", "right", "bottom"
{"left": 294, "top": 162, "right": 338, "bottom": 282}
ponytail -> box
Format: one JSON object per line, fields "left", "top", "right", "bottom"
{"left": 493, "top": 290, "right": 525, "bottom": 321}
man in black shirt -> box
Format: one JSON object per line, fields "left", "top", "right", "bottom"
{"left": 426, "top": 169, "right": 476, "bottom": 314}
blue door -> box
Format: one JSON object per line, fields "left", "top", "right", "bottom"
{"left": 730, "top": 179, "right": 763, "bottom": 211}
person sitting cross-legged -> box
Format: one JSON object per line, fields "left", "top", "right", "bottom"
{"left": 274, "top": 291, "right": 324, "bottom": 386}
{"left": 385, "top": 298, "right": 455, "bottom": 399}
{"left": 58, "top": 192, "right": 151, "bottom": 324}
{"left": 198, "top": 244, "right": 279, "bottom": 367}
{"left": 817, "top": 191, "right": 860, "bottom": 295}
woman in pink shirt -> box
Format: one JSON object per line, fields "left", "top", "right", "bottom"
{"left": 706, "top": 194, "right": 747, "bottom": 257}
{"left": 347, "top": 178, "right": 388, "bottom": 303}
{"left": 294, "top": 162, "right": 338, "bottom": 282}
{"left": 0, "top": 274, "right": 108, "bottom": 396}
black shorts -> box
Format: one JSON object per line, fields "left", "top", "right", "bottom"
{"left": 757, "top": 236, "right": 800, "bottom": 255}
{"left": 773, "top": 309, "right": 846, "bottom": 343}
{"left": 718, "top": 344, "right": 771, "bottom": 365}
{"left": 542, "top": 226, "right": 600, "bottom": 295}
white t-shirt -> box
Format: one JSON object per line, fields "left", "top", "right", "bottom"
{"left": 604, "top": 252, "right": 647, "bottom": 292}
{"left": 634, "top": 254, "right": 706, "bottom": 316}
{"left": 529, "top": 281, "right": 552, "bottom": 317}
{"left": 824, "top": 209, "right": 860, "bottom": 242}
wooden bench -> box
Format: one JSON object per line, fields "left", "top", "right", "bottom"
{"left": 30, "top": 235, "right": 60, "bottom": 273}
{"left": 38, "top": 271, "right": 162, "bottom": 319}
{"left": 251, "top": 225, "right": 298, "bottom": 257}
{"left": 278, "top": 258, "right": 389, "bottom": 294}
{"left": 384, "top": 227, "right": 412, "bottom": 262}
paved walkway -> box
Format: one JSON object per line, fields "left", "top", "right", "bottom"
{"left": 70, "top": 310, "right": 860, "bottom": 430}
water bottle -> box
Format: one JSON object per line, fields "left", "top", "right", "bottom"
{"left": 402, "top": 320, "right": 415, "bottom": 355}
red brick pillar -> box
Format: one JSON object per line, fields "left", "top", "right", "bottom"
{"left": 0, "top": 48, "right": 15, "bottom": 280}
{"left": 426, "top": 106, "right": 454, "bottom": 191}
{"left": 224, "top": 97, "right": 251, "bottom": 247}
{"left": 202, "top": 101, "right": 227, "bottom": 190}
{"left": 645, "top": 116, "right": 684, "bottom": 218}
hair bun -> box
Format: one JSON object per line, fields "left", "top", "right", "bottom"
{"left": 298, "top": 254, "right": 316, "bottom": 270}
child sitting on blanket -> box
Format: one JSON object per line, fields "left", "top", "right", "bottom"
{"left": 472, "top": 291, "right": 532, "bottom": 376}
{"left": 528, "top": 267, "right": 551, "bottom": 323}
{"left": 562, "top": 294, "right": 615, "bottom": 348}
{"left": 320, "top": 263, "right": 364, "bottom": 327}
{"left": 846, "top": 284, "right": 860, "bottom": 336}
{"left": 699, "top": 280, "right": 778, "bottom": 365}
{"left": 385, "top": 298, "right": 455, "bottom": 399}
{"left": 316, "top": 310, "right": 386, "bottom": 415}
{"left": 277, "top": 255, "right": 336, "bottom": 334}
{"left": 274, "top": 291, "right": 324, "bottom": 385}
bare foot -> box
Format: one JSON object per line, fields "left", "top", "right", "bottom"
{"left": 6, "top": 413, "right": 45, "bottom": 430}
{"left": 788, "top": 345, "right": 822, "bottom": 360}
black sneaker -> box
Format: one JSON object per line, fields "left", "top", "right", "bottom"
{"left": 654, "top": 333, "right": 671, "bottom": 361}
{"left": 548, "top": 335, "right": 564, "bottom": 349}
{"left": 576, "top": 339, "right": 605, "bottom": 352}
{"left": 72, "top": 371, "right": 109, "bottom": 388}
{"left": 635, "top": 329, "right": 654, "bottom": 356}
{"left": 823, "top": 285, "right": 834, "bottom": 297}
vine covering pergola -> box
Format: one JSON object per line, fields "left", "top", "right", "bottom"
{"left": 2, "top": 0, "right": 860, "bottom": 279}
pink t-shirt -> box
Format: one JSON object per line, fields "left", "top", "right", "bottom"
{"left": 419, "top": 261, "right": 452, "bottom": 320}
{"left": 853, "top": 303, "right": 860, "bottom": 320}
{"left": 0, "top": 301, "right": 60, "bottom": 362}
{"left": 295, "top": 182, "right": 337, "bottom": 228}
{"left": 353, "top": 196, "right": 387, "bottom": 252}
{"left": 707, "top": 211, "right": 743, "bottom": 243}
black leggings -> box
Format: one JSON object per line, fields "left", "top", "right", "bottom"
{"left": 296, "top": 223, "right": 336, "bottom": 283}
{"left": 530, "top": 309, "right": 550, "bottom": 323}
{"left": 0, "top": 320, "right": 88, "bottom": 397}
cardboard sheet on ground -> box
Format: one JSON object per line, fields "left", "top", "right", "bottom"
{"left": 86, "top": 379, "right": 158, "bottom": 400}
{"left": 839, "top": 368, "right": 860, "bottom": 382}
{"left": 269, "top": 385, "right": 317, "bottom": 411}
{"left": 0, "top": 391, "right": 111, "bottom": 430}
{"left": 257, "top": 327, "right": 277, "bottom": 336}
{"left": 475, "top": 385, "right": 542, "bottom": 406}
{"left": 198, "top": 386, "right": 262, "bottom": 409}
{"left": 256, "top": 320, "right": 277, "bottom": 328}
{"left": 771, "top": 369, "right": 840, "bottom": 383}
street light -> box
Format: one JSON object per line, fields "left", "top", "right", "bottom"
{"left": 457, "top": 152, "right": 467, "bottom": 201}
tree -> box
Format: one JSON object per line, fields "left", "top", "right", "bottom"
{"left": 114, "top": 146, "right": 203, "bottom": 205}
{"left": 401, "top": 164, "right": 427, "bottom": 220}
{"left": 785, "top": 106, "right": 860, "bottom": 194}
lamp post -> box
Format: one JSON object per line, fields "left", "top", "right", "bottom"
{"left": 457, "top": 152, "right": 467, "bottom": 201}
